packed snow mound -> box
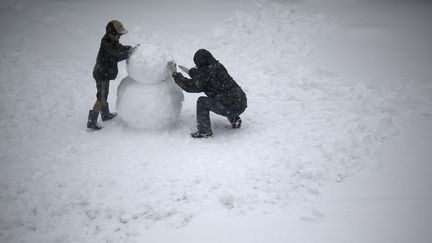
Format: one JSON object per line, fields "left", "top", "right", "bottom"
{"left": 116, "top": 76, "right": 184, "bottom": 129}
{"left": 126, "top": 43, "right": 171, "bottom": 84}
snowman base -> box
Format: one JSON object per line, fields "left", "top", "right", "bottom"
{"left": 116, "top": 76, "right": 184, "bottom": 130}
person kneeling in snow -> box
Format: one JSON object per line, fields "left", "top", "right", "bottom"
{"left": 87, "top": 20, "right": 136, "bottom": 130}
{"left": 167, "top": 49, "right": 247, "bottom": 138}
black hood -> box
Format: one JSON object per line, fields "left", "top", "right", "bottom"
{"left": 193, "top": 49, "right": 217, "bottom": 68}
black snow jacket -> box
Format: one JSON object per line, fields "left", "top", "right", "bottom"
{"left": 172, "top": 49, "right": 247, "bottom": 112}
{"left": 93, "top": 35, "right": 131, "bottom": 80}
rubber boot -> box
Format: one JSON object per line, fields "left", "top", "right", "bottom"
{"left": 228, "top": 116, "right": 242, "bottom": 129}
{"left": 191, "top": 129, "right": 213, "bottom": 138}
{"left": 100, "top": 102, "right": 117, "bottom": 121}
{"left": 87, "top": 110, "right": 102, "bottom": 130}
{"left": 231, "top": 116, "right": 242, "bottom": 129}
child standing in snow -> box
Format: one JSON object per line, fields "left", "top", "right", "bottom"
{"left": 87, "top": 20, "right": 135, "bottom": 130}
{"left": 167, "top": 49, "right": 247, "bottom": 138}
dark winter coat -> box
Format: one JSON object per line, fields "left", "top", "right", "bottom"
{"left": 172, "top": 49, "right": 247, "bottom": 112}
{"left": 93, "top": 35, "right": 131, "bottom": 80}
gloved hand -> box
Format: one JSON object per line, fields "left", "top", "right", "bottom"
{"left": 132, "top": 44, "right": 140, "bottom": 52}
{"left": 167, "top": 60, "right": 177, "bottom": 75}
{"left": 127, "top": 44, "right": 139, "bottom": 55}
{"left": 178, "top": 65, "right": 190, "bottom": 74}
{"left": 125, "top": 46, "right": 133, "bottom": 56}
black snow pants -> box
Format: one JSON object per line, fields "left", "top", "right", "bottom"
{"left": 196, "top": 96, "right": 244, "bottom": 132}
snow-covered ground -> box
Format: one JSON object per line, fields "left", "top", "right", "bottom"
{"left": 1, "top": 0, "right": 431, "bottom": 242}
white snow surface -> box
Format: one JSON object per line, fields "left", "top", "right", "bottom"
{"left": 116, "top": 76, "right": 184, "bottom": 129}
{"left": 0, "top": 0, "right": 431, "bottom": 242}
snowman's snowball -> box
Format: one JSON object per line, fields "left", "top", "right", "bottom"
{"left": 116, "top": 76, "right": 184, "bottom": 130}
{"left": 126, "top": 43, "right": 171, "bottom": 84}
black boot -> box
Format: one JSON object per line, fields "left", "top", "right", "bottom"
{"left": 100, "top": 102, "right": 117, "bottom": 121}
{"left": 87, "top": 110, "right": 102, "bottom": 130}
{"left": 229, "top": 116, "right": 242, "bottom": 129}
{"left": 191, "top": 129, "right": 213, "bottom": 138}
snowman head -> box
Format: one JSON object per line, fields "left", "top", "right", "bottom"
{"left": 127, "top": 43, "right": 172, "bottom": 84}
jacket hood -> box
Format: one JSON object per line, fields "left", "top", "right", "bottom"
{"left": 193, "top": 49, "right": 216, "bottom": 68}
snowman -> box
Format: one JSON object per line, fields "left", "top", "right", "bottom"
{"left": 116, "top": 43, "right": 184, "bottom": 129}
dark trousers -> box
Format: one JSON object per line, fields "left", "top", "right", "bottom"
{"left": 196, "top": 96, "right": 243, "bottom": 131}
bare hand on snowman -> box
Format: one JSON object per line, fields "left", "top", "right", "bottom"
{"left": 167, "top": 60, "right": 177, "bottom": 75}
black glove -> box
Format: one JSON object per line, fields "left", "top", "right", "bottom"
{"left": 125, "top": 46, "right": 132, "bottom": 58}
{"left": 131, "top": 44, "right": 139, "bottom": 53}
{"left": 127, "top": 44, "right": 139, "bottom": 55}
